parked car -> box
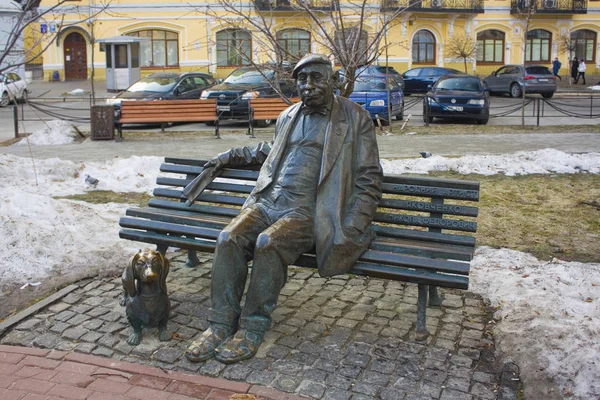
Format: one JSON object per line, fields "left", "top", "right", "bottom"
{"left": 106, "top": 72, "right": 217, "bottom": 108}
{"left": 423, "top": 75, "right": 490, "bottom": 125}
{"left": 0, "top": 72, "right": 28, "bottom": 107}
{"left": 200, "top": 66, "right": 297, "bottom": 127}
{"left": 401, "top": 67, "right": 465, "bottom": 95}
{"left": 483, "top": 64, "right": 557, "bottom": 98}
{"left": 338, "top": 65, "right": 405, "bottom": 90}
{"left": 349, "top": 76, "right": 404, "bottom": 125}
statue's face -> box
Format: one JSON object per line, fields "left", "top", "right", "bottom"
{"left": 296, "top": 64, "right": 334, "bottom": 108}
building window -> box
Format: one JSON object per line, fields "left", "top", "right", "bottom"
{"left": 526, "top": 29, "right": 551, "bottom": 63}
{"left": 476, "top": 30, "right": 505, "bottom": 64}
{"left": 570, "top": 29, "right": 596, "bottom": 63}
{"left": 277, "top": 29, "right": 310, "bottom": 62}
{"left": 216, "top": 30, "right": 252, "bottom": 67}
{"left": 412, "top": 30, "right": 435, "bottom": 64}
{"left": 126, "top": 29, "right": 179, "bottom": 67}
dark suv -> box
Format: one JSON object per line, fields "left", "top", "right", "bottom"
{"left": 200, "top": 66, "right": 298, "bottom": 126}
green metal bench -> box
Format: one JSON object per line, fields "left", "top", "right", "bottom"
{"left": 119, "top": 157, "right": 480, "bottom": 340}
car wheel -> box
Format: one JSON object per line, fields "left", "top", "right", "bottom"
{"left": 476, "top": 117, "right": 489, "bottom": 125}
{"left": 397, "top": 101, "right": 404, "bottom": 121}
{"left": 19, "top": 89, "right": 28, "bottom": 103}
{"left": 422, "top": 107, "right": 433, "bottom": 123}
{"left": 254, "top": 119, "right": 272, "bottom": 128}
{"left": 542, "top": 92, "right": 554, "bottom": 99}
{"left": 0, "top": 92, "right": 10, "bottom": 107}
{"left": 510, "top": 83, "right": 522, "bottom": 98}
{"left": 204, "top": 121, "right": 216, "bottom": 126}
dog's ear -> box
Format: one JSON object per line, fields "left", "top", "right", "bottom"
{"left": 122, "top": 251, "right": 140, "bottom": 297}
{"left": 157, "top": 251, "right": 170, "bottom": 295}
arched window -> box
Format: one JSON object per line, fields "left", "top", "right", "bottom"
{"left": 476, "top": 30, "right": 505, "bottom": 64}
{"left": 526, "top": 29, "right": 551, "bottom": 63}
{"left": 570, "top": 29, "right": 596, "bottom": 63}
{"left": 126, "top": 29, "right": 178, "bottom": 67}
{"left": 276, "top": 29, "right": 310, "bottom": 62}
{"left": 216, "top": 30, "right": 252, "bottom": 67}
{"left": 412, "top": 30, "right": 435, "bottom": 64}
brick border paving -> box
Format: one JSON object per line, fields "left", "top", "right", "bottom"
{"left": 0, "top": 251, "right": 517, "bottom": 399}
{"left": 0, "top": 344, "right": 304, "bottom": 400}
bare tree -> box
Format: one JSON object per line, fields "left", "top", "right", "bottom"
{"left": 195, "top": 0, "right": 409, "bottom": 100}
{"left": 556, "top": 31, "right": 575, "bottom": 85}
{"left": 445, "top": 34, "right": 477, "bottom": 74}
{"left": 0, "top": 0, "right": 110, "bottom": 76}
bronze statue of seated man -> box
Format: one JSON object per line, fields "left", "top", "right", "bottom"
{"left": 185, "top": 54, "right": 383, "bottom": 364}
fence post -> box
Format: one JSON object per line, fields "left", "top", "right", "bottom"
{"left": 591, "top": 93, "right": 594, "bottom": 119}
{"left": 536, "top": 98, "right": 540, "bottom": 127}
{"left": 13, "top": 106, "right": 19, "bottom": 138}
{"left": 425, "top": 95, "right": 430, "bottom": 127}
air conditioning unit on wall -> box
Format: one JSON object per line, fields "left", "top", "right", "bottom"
{"left": 431, "top": 0, "right": 443, "bottom": 7}
{"left": 543, "top": 0, "right": 556, "bottom": 8}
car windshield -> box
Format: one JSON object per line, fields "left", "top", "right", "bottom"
{"left": 354, "top": 78, "right": 389, "bottom": 92}
{"left": 435, "top": 78, "right": 481, "bottom": 92}
{"left": 127, "top": 75, "right": 178, "bottom": 93}
{"left": 224, "top": 68, "right": 275, "bottom": 84}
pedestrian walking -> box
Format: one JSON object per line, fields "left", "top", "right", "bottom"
{"left": 571, "top": 57, "right": 579, "bottom": 83}
{"left": 552, "top": 57, "right": 562, "bottom": 81}
{"left": 577, "top": 59, "right": 586, "bottom": 85}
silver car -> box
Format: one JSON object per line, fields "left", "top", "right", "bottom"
{"left": 483, "top": 65, "right": 557, "bottom": 99}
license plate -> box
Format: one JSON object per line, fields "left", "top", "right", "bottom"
{"left": 446, "top": 106, "right": 463, "bottom": 111}
{"left": 538, "top": 78, "right": 548, "bottom": 82}
{"left": 217, "top": 106, "right": 230, "bottom": 111}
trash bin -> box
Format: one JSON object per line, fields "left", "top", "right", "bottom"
{"left": 90, "top": 105, "right": 115, "bottom": 140}
{"left": 52, "top": 71, "right": 60, "bottom": 82}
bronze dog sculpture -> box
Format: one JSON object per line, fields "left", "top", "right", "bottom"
{"left": 122, "top": 249, "right": 171, "bottom": 345}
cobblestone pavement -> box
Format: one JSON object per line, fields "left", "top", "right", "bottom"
{"left": 0, "top": 251, "right": 515, "bottom": 400}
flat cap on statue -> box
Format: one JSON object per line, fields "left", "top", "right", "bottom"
{"left": 292, "top": 53, "right": 332, "bottom": 78}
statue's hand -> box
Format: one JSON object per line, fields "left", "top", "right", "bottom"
{"left": 203, "top": 157, "right": 224, "bottom": 177}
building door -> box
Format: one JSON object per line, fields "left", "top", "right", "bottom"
{"left": 64, "top": 32, "right": 87, "bottom": 80}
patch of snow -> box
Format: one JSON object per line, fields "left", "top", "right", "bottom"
{"left": 381, "top": 148, "right": 600, "bottom": 176}
{"left": 68, "top": 88, "right": 85, "bottom": 95}
{"left": 471, "top": 247, "right": 600, "bottom": 399}
{"left": 12, "top": 120, "right": 78, "bottom": 146}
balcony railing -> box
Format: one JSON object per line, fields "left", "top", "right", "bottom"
{"left": 381, "top": 0, "right": 484, "bottom": 13}
{"left": 254, "top": 0, "right": 335, "bottom": 11}
{"left": 510, "top": 0, "right": 587, "bottom": 14}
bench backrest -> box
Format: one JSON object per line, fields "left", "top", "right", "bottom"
{"left": 120, "top": 99, "right": 217, "bottom": 123}
{"left": 250, "top": 97, "right": 300, "bottom": 120}
{"left": 155, "top": 158, "right": 479, "bottom": 246}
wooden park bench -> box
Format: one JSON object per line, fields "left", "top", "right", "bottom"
{"left": 247, "top": 97, "right": 300, "bottom": 137}
{"left": 119, "top": 158, "right": 480, "bottom": 341}
{"left": 117, "top": 99, "right": 219, "bottom": 140}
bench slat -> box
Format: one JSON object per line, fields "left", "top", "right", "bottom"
{"left": 160, "top": 165, "right": 261, "bottom": 180}
{"left": 381, "top": 182, "right": 479, "bottom": 201}
{"left": 379, "top": 198, "right": 478, "bottom": 217}
{"left": 374, "top": 212, "right": 477, "bottom": 233}
{"left": 156, "top": 178, "right": 255, "bottom": 194}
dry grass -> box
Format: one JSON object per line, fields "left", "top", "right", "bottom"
{"left": 427, "top": 171, "right": 600, "bottom": 263}
{"left": 54, "top": 190, "right": 152, "bottom": 207}
{"left": 387, "top": 123, "right": 600, "bottom": 135}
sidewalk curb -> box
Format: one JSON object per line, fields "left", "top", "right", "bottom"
{"left": 0, "top": 284, "right": 79, "bottom": 336}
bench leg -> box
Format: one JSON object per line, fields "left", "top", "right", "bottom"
{"left": 156, "top": 244, "right": 168, "bottom": 255}
{"left": 185, "top": 250, "right": 200, "bottom": 268}
{"left": 428, "top": 286, "right": 444, "bottom": 307}
{"left": 416, "top": 284, "right": 430, "bottom": 342}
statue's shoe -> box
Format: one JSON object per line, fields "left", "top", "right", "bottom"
{"left": 185, "top": 324, "right": 234, "bottom": 362}
{"left": 214, "top": 329, "right": 264, "bottom": 364}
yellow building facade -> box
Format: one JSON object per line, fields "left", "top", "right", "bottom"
{"left": 35, "top": 0, "right": 599, "bottom": 81}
